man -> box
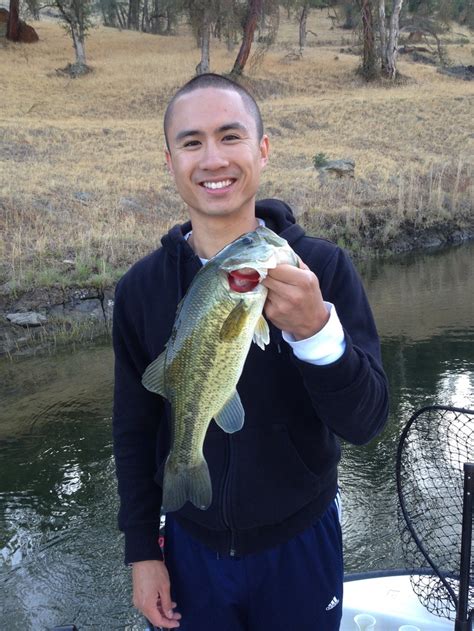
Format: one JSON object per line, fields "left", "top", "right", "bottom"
{"left": 112, "top": 73, "right": 389, "bottom": 631}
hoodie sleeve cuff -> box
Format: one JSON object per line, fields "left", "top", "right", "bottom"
{"left": 291, "top": 333, "right": 365, "bottom": 394}
{"left": 124, "top": 525, "right": 164, "bottom": 565}
{"left": 282, "top": 302, "right": 346, "bottom": 365}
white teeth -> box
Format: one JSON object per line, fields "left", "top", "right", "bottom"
{"left": 202, "top": 179, "right": 233, "bottom": 190}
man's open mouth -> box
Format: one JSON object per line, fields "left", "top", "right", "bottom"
{"left": 201, "top": 179, "right": 235, "bottom": 190}
{"left": 227, "top": 269, "right": 261, "bottom": 293}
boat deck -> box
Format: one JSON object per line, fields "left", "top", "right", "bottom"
{"left": 341, "top": 572, "right": 455, "bottom": 630}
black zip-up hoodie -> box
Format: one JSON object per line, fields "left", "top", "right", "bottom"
{"left": 112, "top": 199, "right": 389, "bottom": 563}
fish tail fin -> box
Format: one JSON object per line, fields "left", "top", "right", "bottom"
{"left": 162, "top": 455, "right": 212, "bottom": 513}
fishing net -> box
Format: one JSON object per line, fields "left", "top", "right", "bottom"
{"left": 396, "top": 405, "right": 474, "bottom": 622}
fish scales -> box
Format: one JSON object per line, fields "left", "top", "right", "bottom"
{"left": 142, "top": 226, "right": 298, "bottom": 513}
{"left": 169, "top": 270, "right": 260, "bottom": 456}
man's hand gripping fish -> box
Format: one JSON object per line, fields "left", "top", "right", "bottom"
{"left": 142, "top": 226, "right": 299, "bottom": 513}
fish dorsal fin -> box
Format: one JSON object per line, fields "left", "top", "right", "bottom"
{"left": 142, "top": 351, "right": 166, "bottom": 396}
{"left": 252, "top": 314, "right": 270, "bottom": 350}
{"left": 214, "top": 390, "right": 245, "bottom": 433}
{"left": 219, "top": 300, "right": 249, "bottom": 341}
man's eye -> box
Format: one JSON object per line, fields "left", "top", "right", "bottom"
{"left": 183, "top": 140, "right": 200, "bottom": 148}
{"left": 223, "top": 134, "right": 239, "bottom": 141}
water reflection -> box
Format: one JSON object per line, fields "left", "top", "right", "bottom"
{"left": 341, "top": 242, "right": 474, "bottom": 573}
{"left": 0, "top": 346, "right": 135, "bottom": 629}
{"left": 0, "top": 242, "right": 473, "bottom": 629}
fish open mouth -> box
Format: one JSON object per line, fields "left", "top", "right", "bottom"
{"left": 227, "top": 268, "right": 261, "bottom": 293}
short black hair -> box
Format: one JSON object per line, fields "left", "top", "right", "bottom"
{"left": 164, "top": 73, "right": 264, "bottom": 151}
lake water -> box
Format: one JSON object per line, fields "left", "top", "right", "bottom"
{"left": 1, "top": 241, "right": 473, "bottom": 630}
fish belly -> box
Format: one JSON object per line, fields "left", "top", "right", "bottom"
{"left": 163, "top": 293, "right": 264, "bottom": 512}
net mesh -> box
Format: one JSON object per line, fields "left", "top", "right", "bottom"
{"left": 396, "top": 405, "right": 474, "bottom": 621}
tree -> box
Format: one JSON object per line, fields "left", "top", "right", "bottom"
{"left": 154, "top": 0, "right": 183, "bottom": 34}
{"left": 356, "top": 0, "right": 405, "bottom": 80}
{"left": 150, "top": 0, "right": 162, "bottom": 33}
{"left": 55, "top": 0, "right": 93, "bottom": 72}
{"left": 185, "top": 0, "right": 216, "bottom": 74}
{"left": 379, "top": 0, "right": 405, "bottom": 78}
{"left": 6, "top": 0, "right": 20, "bottom": 41}
{"left": 128, "top": 0, "right": 140, "bottom": 29}
{"left": 358, "top": 0, "right": 378, "bottom": 79}
{"left": 279, "top": 0, "right": 324, "bottom": 56}
{"left": 24, "top": 0, "right": 41, "bottom": 21}
{"left": 197, "top": 5, "right": 212, "bottom": 73}
{"left": 99, "top": 0, "right": 124, "bottom": 28}
{"left": 231, "top": 0, "right": 264, "bottom": 76}
{"left": 215, "top": 0, "right": 244, "bottom": 51}
{"left": 299, "top": 0, "right": 310, "bottom": 51}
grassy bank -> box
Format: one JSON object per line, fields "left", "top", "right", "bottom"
{"left": 1, "top": 11, "right": 473, "bottom": 294}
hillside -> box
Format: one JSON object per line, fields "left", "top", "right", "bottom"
{"left": 0, "top": 10, "right": 473, "bottom": 354}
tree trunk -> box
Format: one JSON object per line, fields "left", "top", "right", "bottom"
{"left": 196, "top": 10, "right": 211, "bottom": 74}
{"left": 26, "top": 0, "right": 40, "bottom": 21}
{"left": 214, "top": 13, "right": 222, "bottom": 40}
{"left": 151, "top": 0, "right": 160, "bottom": 34}
{"left": 142, "top": 0, "right": 149, "bottom": 32}
{"left": 165, "top": 8, "right": 173, "bottom": 34}
{"left": 128, "top": 0, "right": 140, "bottom": 30}
{"left": 384, "top": 0, "right": 403, "bottom": 78}
{"left": 7, "top": 0, "right": 20, "bottom": 41}
{"left": 378, "top": 0, "right": 387, "bottom": 73}
{"left": 71, "top": 25, "right": 87, "bottom": 65}
{"left": 359, "top": 0, "right": 378, "bottom": 80}
{"left": 299, "top": 2, "right": 309, "bottom": 52}
{"left": 100, "top": 3, "right": 108, "bottom": 26}
{"left": 117, "top": 5, "right": 127, "bottom": 29}
{"left": 231, "top": 0, "right": 263, "bottom": 76}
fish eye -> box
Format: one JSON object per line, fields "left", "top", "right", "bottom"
{"left": 242, "top": 236, "right": 253, "bottom": 246}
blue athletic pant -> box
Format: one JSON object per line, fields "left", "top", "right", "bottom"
{"left": 163, "top": 497, "right": 343, "bottom": 631}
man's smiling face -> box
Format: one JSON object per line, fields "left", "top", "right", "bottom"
{"left": 165, "top": 87, "right": 269, "bottom": 223}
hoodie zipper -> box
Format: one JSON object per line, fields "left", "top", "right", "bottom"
{"left": 221, "top": 336, "right": 282, "bottom": 557}
{"left": 221, "top": 434, "right": 237, "bottom": 556}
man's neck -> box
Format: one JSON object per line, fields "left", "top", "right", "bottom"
{"left": 187, "top": 214, "right": 260, "bottom": 260}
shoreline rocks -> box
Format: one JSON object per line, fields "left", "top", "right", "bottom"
{"left": 0, "top": 286, "right": 114, "bottom": 357}
{"left": 1, "top": 225, "right": 473, "bottom": 358}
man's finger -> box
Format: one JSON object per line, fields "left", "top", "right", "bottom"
{"left": 297, "top": 255, "right": 309, "bottom": 270}
{"left": 265, "top": 264, "right": 315, "bottom": 286}
{"left": 263, "top": 272, "right": 316, "bottom": 302}
{"left": 159, "top": 587, "right": 180, "bottom": 621}
{"left": 145, "top": 606, "right": 181, "bottom": 629}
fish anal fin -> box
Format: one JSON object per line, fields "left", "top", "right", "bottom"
{"left": 219, "top": 300, "right": 249, "bottom": 341}
{"left": 214, "top": 390, "right": 245, "bottom": 433}
{"left": 142, "top": 351, "right": 166, "bottom": 396}
{"left": 252, "top": 315, "right": 270, "bottom": 350}
{"left": 162, "top": 456, "right": 212, "bottom": 513}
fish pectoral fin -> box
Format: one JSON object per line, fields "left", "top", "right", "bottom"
{"left": 219, "top": 300, "right": 249, "bottom": 341}
{"left": 141, "top": 351, "right": 166, "bottom": 396}
{"left": 252, "top": 314, "right": 270, "bottom": 350}
{"left": 162, "top": 455, "right": 212, "bottom": 513}
{"left": 214, "top": 391, "right": 245, "bottom": 433}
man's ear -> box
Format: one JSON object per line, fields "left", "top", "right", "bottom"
{"left": 260, "top": 135, "right": 269, "bottom": 168}
{"left": 165, "top": 147, "right": 174, "bottom": 175}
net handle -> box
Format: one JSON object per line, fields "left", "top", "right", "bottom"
{"left": 455, "top": 462, "right": 474, "bottom": 631}
{"left": 396, "top": 405, "right": 474, "bottom": 608}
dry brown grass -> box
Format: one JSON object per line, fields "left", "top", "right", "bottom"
{"left": 0, "top": 10, "right": 473, "bottom": 290}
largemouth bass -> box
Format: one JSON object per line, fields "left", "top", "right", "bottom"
{"left": 142, "top": 226, "right": 299, "bottom": 513}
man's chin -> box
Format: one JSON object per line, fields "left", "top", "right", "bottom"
{"left": 188, "top": 201, "right": 250, "bottom": 218}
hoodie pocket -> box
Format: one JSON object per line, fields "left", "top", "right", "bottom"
{"left": 230, "top": 422, "right": 321, "bottom": 529}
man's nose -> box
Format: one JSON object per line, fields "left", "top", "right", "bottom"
{"left": 199, "top": 141, "right": 229, "bottom": 170}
